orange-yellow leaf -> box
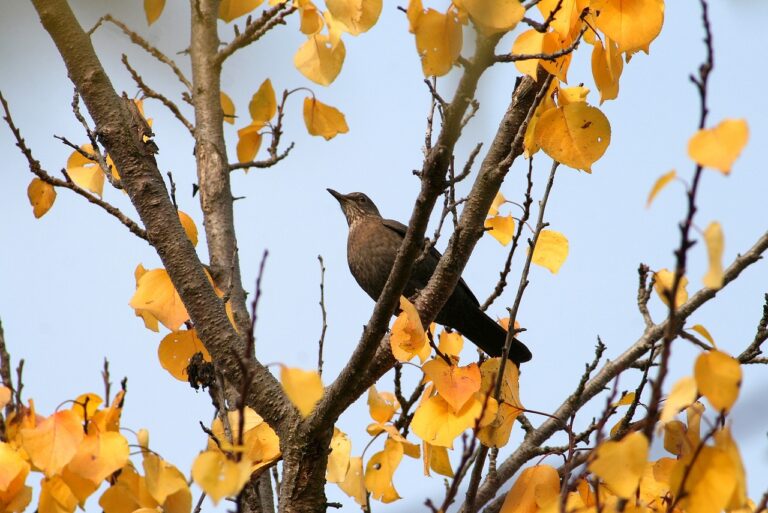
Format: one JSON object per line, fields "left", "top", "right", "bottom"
{"left": 326, "top": 0, "right": 382, "bottom": 35}
{"left": 302, "top": 97, "right": 349, "bottom": 140}
{"left": 406, "top": 0, "right": 424, "bottom": 33}
{"left": 323, "top": 10, "right": 345, "bottom": 47}
{"left": 158, "top": 330, "right": 212, "bottom": 381}
{"left": 422, "top": 443, "right": 453, "bottom": 477}
{"left": 646, "top": 170, "right": 676, "bottom": 207}
{"left": 144, "top": 0, "right": 165, "bottom": 24}
{"left": 702, "top": 221, "right": 724, "bottom": 289}
{"left": 485, "top": 215, "right": 516, "bottom": 246}
{"left": 133, "top": 264, "right": 160, "bottom": 332}
{"left": 477, "top": 401, "right": 521, "bottom": 448}
{"left": 220, "top": 92, "right": 236, "bottom": 125}
{"left": 249, "top": 79, "right": 277, "bottom": 123}
{"left": 663, "top": 420, "right": 688, "bottom": 456}
{"left": 0, "top": 443, "right": 30, "bottom": 491}
{"left": 694, "top": 350, "right": 741, "bottom": 412}
{"left": 536, "top": 0, "right": 582, "bottom": 38}
{"left": 557, "top": 86, "right": 589, "bottom": 105}
{"left": 530, "top": 230, "right": 568, "bottom": 274}
{"left": 488, "top": 191, "right": 505, "bottom": 217}
{"left": 714, "top": 428, "right": 748, "bottom": 511}
{"left": 192, "top": 451, "right": 252, "bottom": 504}
{"left": 90, "top": 390, "right": 125, "bottom": 433}
{"left": 591, "top": 0, "right": 664, "bottom": 53}
{"left": 653, "top": 268, "right": 688, "bottom": 309}
{"left": 422, "top": 359, "right": 481, "bottom": 413}
{"left": 479, "top": 357, "right": 522, "bottom": 407}
{"left": 588, "top": 431, "right": 649, "bottom": 498}
{"left": 524, "top": 80, "right": 558, "bottom": 157}
{"left": 27, "top": 178, "right": 56, "bottom": 218}
{"left": 460, "top": 0, "right": 524, "bottom": 34}
{"left": 327, "top": 428, "right": 351, "bottom": 483}
{"left": 499, "top": 465, "right": 560, "bottom": 513}
{"left": 337, "top": 456, "right": 366, "bottom": 506}
{"left": 129, "top": 267, "right": 190, "bottom": 331}
{"left": 438, "top": 330, "right": 463, "bottom": 358}
{"left": 689, "top": 324, "right": 716, "bottom": 349}
{"left": 39, "top": 475, "right": 77, "bottom": 513}
{"left": 70, "top": 393, "right": 102, "bottom": 421}
{"left": 20, "top": 410, "right": 84, "bottom": 476}
{"left": 591, "top": 38, "right": 623, "bottom": 103}
{"left": 66, "top": 146, "right": 105, "bottom": 196}
{"left": 142, "top": 453, "right": 188, "bottom": 504}
{"left": 280, "top": 367, "right": 324, "bottom": 417}
{"left": 177, "top": 210, "right": 199, "bottom": 247}
{"left": 236, "top": 122, "right": 264, "bottom": 163}
{"left": 534, "top": 103, "right": 611, "bottom": 172}
{"left": 219, "top": 0, "right": 264, "bottom": 22}
{"left": 688, "top": 119, "right": 749, "bottom": 174}
{"left": 367, "top": 386, "right": 398, "bottom": 424}
{"left": 413, "top": 8, "right": 463, "bottom": 77}
{"left": 294, "top": 34, "right": 346, "bottom": 86}
{"left": 511, "top": 29, "right": 545, "bottom": 79}
{"left": 670, "top": 445, "right": 737, "bottom": 513}
{"left": 364, "top": 438, "right": 402, "bottom": 503}
{"left": 98, "top": 465, "right": 157, "bottom": 513}
{"left": 67, "top": 431, "right": 129, "bottom": 484}
{"left": 411, "top": 394, "right": 483, "bottom": 447}
{"left": 659, "top": 375, "right": 697, "bottom": 425}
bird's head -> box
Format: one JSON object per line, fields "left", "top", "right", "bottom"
{"left": 327, "top": 189, "right": 381, "bottom": 226}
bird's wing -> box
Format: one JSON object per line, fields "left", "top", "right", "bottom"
{"left": 381, "top": 218, "right": 480, "bottom": 306}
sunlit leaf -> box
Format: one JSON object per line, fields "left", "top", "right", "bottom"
{"left": 143, "top": 453, "right": 188, "bottom": 504}
{"left": 413, "top": 8, "right": 463, "bottom": 77}
{"left": 327, "top": 428, "right": 351, "bottom": 483}
{"left": 236, "top": 122, "right": 264, "bottom": 163}
{"left": 438, "top": 330, "right": 464, "bottom": 358}
{"left": 390, "top": 296, "right": 429, "bottom": 363}
{"left": 591, "top": 38, "right": 623, "bottom": 103}
{"left": 219, "top": 0, "right": 264, "bottom": 22}
{"left": 535, "top": 103, "right": 611, "bottom": 172}
{"left": 688, "top": 119, "right": 749, "bottom": 174}
{"left": 20, "top": 410, "right": 84, "bottom": 476}
{"left": 659, "top": 375, "right": 697, "bottom": 425}
{"left": 177, "top": 210, "right": 199, "bottom": 247}
{"left": 485, "top": 215, "right": 515, "bottom": 246}
{"left": 530, "top": 230, "right": 569, "bottom": 274}
{"left": 689, "top": 324, "right": 716, "bottom": 348}
{"left": 499, "top": 465, "right": 560, "bottom": 513}
{"left": 144, "top": 0, "right": 165, "bottom": 24}
{"left": 294, "top": 34, "right": 346, "bottom": 86}
{"left": 653, "top": 268, "right": 688, "bottom": 308}
{"left": 67, "top": 431, "right": 129, "bottom": 485}
{"left": 670, "top": 445, "right": 737, "bottom": 513}
{"left": 588, "top": 431, "right": 649, "bottom": 498}
{"left": 129, "top": 267, "right": 190, "bottom": 331}
{"left": 337, "top": 456, "right": 366, "bottom": 505}
{"left": 27, "top": 178, "right": 56, "bottom": 218}
{"left": 364, "top": 438, "right": 402, "bottom": 503}
{"left": 326, "top": 0, "right": 382, "bottom": 35}
{"left": 249, "top": 79, "right": 277, "bottom": 123}
{"left": 459, "top": 0, "right": 524, "bottom": 34}
{"left": 280, "top": 366, "right": 324, "bottom": 417}
{"left": 694, "top": 350, "right": 741, "bottom": 412}
{"left": 422, "top": 359, "right": 481, "bottom": 413}
{"left": 367, "top": 386, "right": 399, "bottom": 424}
{"left": 192, "top": 451, "right": 252, "bottom": 504}
{"left": 158, "top": 330, "right": 212, "bottom": 381}
{"left": 591, "top": 0, "right": 664, "bottom": 53}
{"left": 411, "top": 394, "right": 485, "bottom": 447}
{"left": 220, "top": 91, "right": 236, "bottom": 125}
{"left": 303, "top": 97, "right": 349, "bottom": 140}
{"left": 646, "top": 169, "right": 676, "bottom": 207}
{"left": 702, "top": 221, "right": 724, "bottom": 289}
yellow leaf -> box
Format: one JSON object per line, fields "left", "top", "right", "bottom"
{"left": 67, "top": 431, "right": 129, "bottom": 484}
{"left": 70, "top": 393, "right": 102, "bottom": 421}
{"left": 27, "top": 178, "right": 56, "bottom": 218}
{"left": 280, "top": 366, "right": 324, "bottom": 417}
{"left": 90, "top": 390, "right": 126, "bottom": 433}
{"left": 59, "top": 467, "right": 98, "bottom": 507}
{"left": 0, "top": 450, "right": 31, "bottom": 513}
{"left": 591, "top": 38, "right": 623, "bottom": 103}
{"left": 714, "top": 428, "right": 748, "bottom": 511}
{"left": 98, "top": 464, "right": 157, "bottom": 513}
{"left": 367, "top": 386, "right": 398, "bottom": 424}
{"left": 535, "top": 103, "right": 611, "bottom": 172}
{"left": 694, "top": 350, "right": 741, "bottom": 412}
{"left": 557, "top": 86, "right": 589, "bottom": 105}
{"left": 0, "top": 386, "right": 11, "bottom": 409}
{"left": 485, "top": 215, "right": 516, "bottom": 246}
{"left": 659, "top": 375, "right": 697, "bottom": 425}
{"left": 177, "top": 210, "right": 199, "bottom": 247}
{"left": 688, "top": 119, "right": 749, "bottom": 174}
{"left": 294, "top": 34, "right": 346, "bottom": 86}
{"left": 670, "top": 445, "right": 737, "bottom": 513}
{"left": 488, "top": 192, "right": 506, "bottom": 217}
{"left": 0, "top": 442, "right": 30, "bottom": 491}
{"left": 66, "top": 146, "right": 105, "bottom": 196}
{"left": 438, "top": 330, "right": 463, "bottom": 358}
{"left": 536, "top": 0, "right": 582, "bottom": 38}
{"left": 390, "top": 296, "right": 429, "bottom": 363}
{"left": 422, "top": 359, "right": 481, "bottom": 413}
{"left": 249, "top": 79, "right": 277, "bottom": 123}
{"left": 158, "top": 330, "right": 212, "bottom": 381}
{"left": 191, "top": 451, "right": 252, "bottom": 504}
{"left": 646, "top": 169, "right": 676, "bottom": 207}
{"left": 129, "top": 267, "right": 190, "bottom": 331}
{"left": 423, "top": 443, "right": 453, "bottom": 477}
{"left": 702, "top": 221, "right": 724, "bottom": 289}
{"left": 406, "top": 0, "right": 424, "bottom": 33}
{"left": 663, "top": 420, "right": 688, "bottom": 456}
{"left": 164, "top": 487, "right": 192, "bottom": 513}
{"left": 689, "top": 324, "right": 716, "bottom": 348}
{"left": 613, "top": 391, "right": 636, "bottom": 407}
{"left": 530, "top": 230, "right": 568, "bottom": 274}
{"left": 220, "top": 92, "right": 236, "bottom": 125}
{"left": 653, "top": 268, "right": 688, "bottom": 308}
{"left": 219, "top": 0, "right": 264, "bottom": 22}
{"left": 302, "top": 97, "right": 349, "bottom": 140}
{"left": 588, "top": 431, "right": 649, "bottom": 498}
{"left": 411, "top": 394, "right": 483, "bottom": 447}
{"left": 142, "top": 453, "right": 188, "bottom": 504}
{"left": 236, "top": 122, "right": 264, "bottom": 163}
{"left": 323, "top": 10, "right": 346, "bottom": 48}
{"left": 327, "top": 428, "right": 351, "bottom": 483}
{"left": 477, "top": 401, "right": 521, "bottom": 448}
{"left": 326, "top": 0, "right": 382, "bottom": 35}
{"left": 479, "top": 357, "right": 522, "bottom": 407}
{"left": 20, "top": 410, "right": 84, "bottom": 477}
{"left": 298, "top": 0, "right": 324, "bottom": 35}
{"left": 337, "top": 456, "right": 366, "bottom": 506}
{"left": 144, "top": 0, "right": 165, "bottom": 24}
{"left": 133, "top": 264, "right": 159, "bottom": 332}
{"left": 511, "top": 29, "right": 545, "bottom": 79}
{"left": 591, "top": 0, "right": 664, "bottom": 53}
{"left": 524, "top": 79, "right": 558, "bottom": 157}
{"left": 499, "top": 465, "right": 560, "bottom": 513}
{"left": 364, "top": 438, "right": 402, "bottom": 503}
{"left": 39, "top": 475, "right": 77, "bottom": 513}
{"left": 413, "top": 8, "right": 463, "bottom": 77}
{"left": 460, "top": 0, "right": 524, "bottom": 34}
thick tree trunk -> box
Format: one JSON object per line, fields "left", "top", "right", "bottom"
{"left": 278, "top": 425, "right": 334, "bottom": 513}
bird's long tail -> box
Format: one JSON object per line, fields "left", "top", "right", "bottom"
{"left": 452, "top": 309, "right": 532, "bottom": 363}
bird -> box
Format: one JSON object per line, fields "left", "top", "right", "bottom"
{"left": 328, "top": 189, "right": 532, "bottom": 364}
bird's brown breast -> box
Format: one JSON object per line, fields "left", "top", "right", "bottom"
{"left": 346, "top": 218, "right": 402, "bottom": 300}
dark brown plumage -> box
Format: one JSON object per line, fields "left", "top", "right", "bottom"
{"left": 328, "top": 189, "right": 532, "bottom": 364}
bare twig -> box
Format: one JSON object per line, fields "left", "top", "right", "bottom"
{"left": 228, "top": 142, "right": 294, "bottom": 171}
{"left": 102, "top": 358, "right": 112, "bottom": 407}
{"left": 495, "top": 26, "right": 587, "bottom": 64}
{"left": 122, "top": 55, "right": 194, "bottom": 134}
{"left": 738, "top": 293, "right": 768, "bottom": 363}
{"left": 317, "top": 255, "right": 328, "bottom": 376}
{"left": 247, "top": 250, "right": 269, "bottom": 359}
{"left": 90, "top": 15, "right": 192, "bottom": 91}
{"left": 0, "top": 91, "right": 149, "bottom": 242}
{"left": 217, "top": 3, "right": 296, "bottom": 64}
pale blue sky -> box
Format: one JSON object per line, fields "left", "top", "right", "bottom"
{"left": 1, "top": 1, "right": 767, "bottom": 511}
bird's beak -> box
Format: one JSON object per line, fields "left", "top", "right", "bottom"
{"left": 327, "top": 188, "right": 345, "bottom": 203}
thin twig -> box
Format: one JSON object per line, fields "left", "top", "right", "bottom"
{"left": 228, "top": 142, "right": 294, "bottom": 171}
{"left": 247, "top": 250, "right": 269, "bottom": 359}
{"left": 0, "top": 91, "right": 149, "bottom": 242}
{"left": 317, "top": 255, "right": 328, "bottom": 376}
{"left": 217, "top": 3, "right": 296, "bottom": 64}
{"left": 495, "top": 26, "right": 587, "bottom": 64}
